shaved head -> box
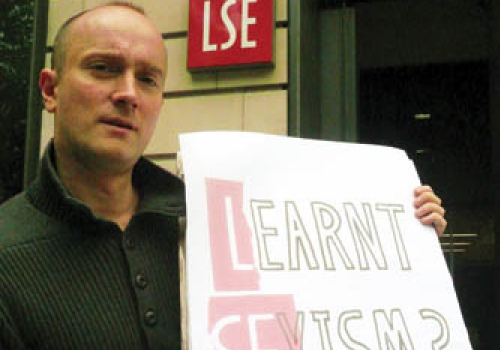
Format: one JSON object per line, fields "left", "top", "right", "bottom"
{"left": 51, "top": 2, "right": 147, "bottom": 76}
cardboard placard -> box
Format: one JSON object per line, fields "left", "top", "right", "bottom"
{"left": 180, "top": 131, "right": 472, "bottom": 350}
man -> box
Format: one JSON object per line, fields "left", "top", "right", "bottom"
{"left": 0, "top": 2, "right": 446, "bottom": 349}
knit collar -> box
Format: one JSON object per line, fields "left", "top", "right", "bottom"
{"left": 26, "top": 142, "right": 185, "bottom": 227}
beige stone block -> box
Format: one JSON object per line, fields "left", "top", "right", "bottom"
{"left": 45, "top": 53, "right": 51, "bottom": 69}
{"left": 145, "top": 93, "right": 244, "bottom": 155}
{"left": 82, "top": 0, "right": 108, "bottom": 7}
{"left": 84, "top": 0, "right": 188, "bottom": 34}
{"left": 165, "top": 38, "right": 217, "bottom": 93}
{"left": 216, "top": 28, "right": 288, "bottom": 88}
{"left": 140, "top": 0, "right": 187, "bottom": 34}
{"left": 149, "top": 157, "right": 182, "bottom": 177}
{"left": 243, "top": 90, "right": 287, "bottom": 135}
{"left": 276, "top": 0, "right": 288, "bottom": 22}
{"left": 40, "top": 110, "right": 54, "bottom": 156}
{"left": 47, "top": 0, "right": 84, "bottom": 45}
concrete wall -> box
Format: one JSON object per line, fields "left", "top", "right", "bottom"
{"left": 41, "top": 0, "right": 289, "bottom": 173}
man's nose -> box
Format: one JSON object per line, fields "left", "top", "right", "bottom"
{"left": 111, "top": 72, "right": 138, "bottom": 109}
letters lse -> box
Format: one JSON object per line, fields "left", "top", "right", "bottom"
{"left": 188, "top": 0, "right": 275, "bottom": 70}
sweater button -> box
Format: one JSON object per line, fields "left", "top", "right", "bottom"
{"left": 135, "top": 273, "right": 148, "bottom": 289}
{"left": 144, "top": 309, "right": 157, "bottom": 326}
{"left": 124, "top": 237, "right": 135, "bottom": 250}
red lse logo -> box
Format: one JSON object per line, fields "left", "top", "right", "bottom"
{"left": 188, "top": 0, "right": 275, "bottom": 70}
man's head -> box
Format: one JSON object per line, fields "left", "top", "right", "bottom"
{"left": 39, "top": 2, "right": 167, "bottom": 174}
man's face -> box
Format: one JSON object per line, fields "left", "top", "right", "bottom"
{"left": 46, "top": 7, "right": 167, "bottom": 172}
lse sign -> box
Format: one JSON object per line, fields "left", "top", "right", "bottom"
{"left": 188, "top": 0, "right": 275, "bottom": 70}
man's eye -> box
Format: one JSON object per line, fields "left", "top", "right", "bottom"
{"left": 90, "top": 64, "right": 120, "bottom": 73}
{"left": 139, "top": 76, "right": 159, "bottom": 87}
{"left": 91, "top": 64, "right": 108, "bottom": 71}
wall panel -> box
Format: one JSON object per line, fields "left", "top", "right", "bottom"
{"left": 148, "top": 157, "right": 179, "bottom": 175}
{"left": 276, "top": 0, "right": 288, "bottom": 22}
{"left": 39, "top": 110, "right": 54, "bottom": 156}
{"left": 46, "top": 0, "right": 83, "bottom": 45}
{"left": 243, "top": 90, "right": 287, "bottom": 135}
{"left": 145, "top": 93, "right": 245, "bottom": 155}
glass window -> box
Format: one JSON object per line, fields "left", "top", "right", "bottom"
{"left": 355, "top": 1, "right": 494, "bottom": 348}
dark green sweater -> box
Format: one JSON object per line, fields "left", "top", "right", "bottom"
{"left": 0, "top": 144, "right": 185, "bottom": 350}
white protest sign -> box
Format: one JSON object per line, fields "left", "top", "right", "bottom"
{"left": 180, "top": 131, "right": 472, "bottom": 350}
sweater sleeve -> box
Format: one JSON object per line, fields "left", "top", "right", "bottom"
{"left": 0, "top": 299, "right": 28, "bottom": 350}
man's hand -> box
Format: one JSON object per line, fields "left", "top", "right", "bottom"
{"left": 414, "top": 185, "right": 447, "bottom": 236}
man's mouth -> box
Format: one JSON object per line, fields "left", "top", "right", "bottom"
{"left": 100, "top": 117, "right": 138, "bottom": 131}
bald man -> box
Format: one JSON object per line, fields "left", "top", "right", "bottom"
{"left": 0, "top": 3, "right": 183, "bottom": 349}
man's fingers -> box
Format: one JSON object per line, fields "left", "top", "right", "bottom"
{"left": 414, "top": 189, "right": 442, "bottom": 208}
{"left": 414, "top": 185, "right": 447, "bottom": 236}
{"left": 416, "top": 209, "right": 447, "bottom": 236}
{"left": 415, "top": 202, "right": 445, "bottom": 219}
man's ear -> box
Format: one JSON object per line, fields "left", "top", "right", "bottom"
{"left": 39, "top": 68, "right": 58, "bottom": 113}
